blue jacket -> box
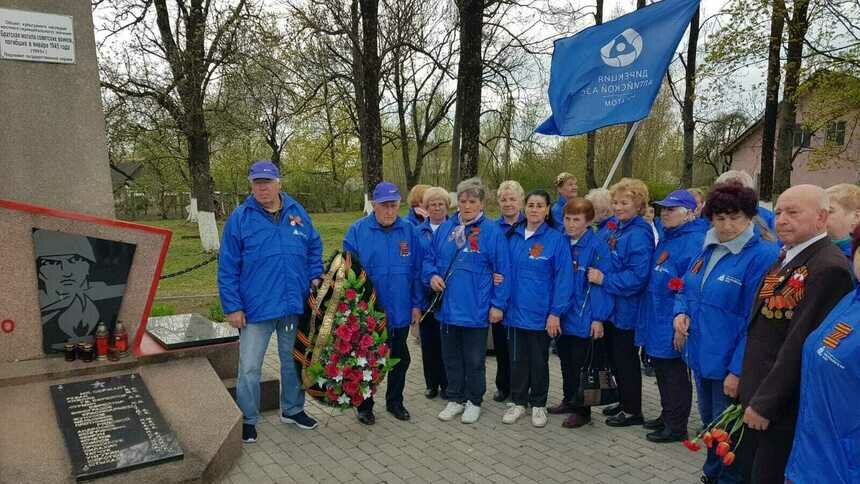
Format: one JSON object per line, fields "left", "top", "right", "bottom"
{"left": 786, "top": 289, "right": 860, "bottom": 484}
{"left": 757, "top": 205, "right": 776, "bottom": 232}
{"left": 343, "top": 215, "right": 425, "bottom": 328}
{"left": 422, "top": 213, "right": 511, "bottom": 327}
{"left": 561, "top": 229, "right": 614, "bottom": 338}
{"left": 551, "top": 197, "right": 568, "bottom": 228}
{"left": 596, "top": 216, "right": 618, "bottom": 244}
{"left": 689, "top": 217, "right": 710, "bottom": 232}
{"left": 505, "top": 222, "right": 574, "bottom": 331}
{"left": 602, "top": 215, "right": 655, "bottom": 333}
{"left": 674, "top": 232, "right": 778, "bottom": 379}
{"left": 218, "top": 194, "right": 324, "bottom": 323}
{"left": 642, "top": 221, "right": 707, "bottom": 359}
{"left": 406, "top": 207, "right": 424, "bottom": 226}
{"left": 496, "top": 213, "right": 524, "bottom": 235}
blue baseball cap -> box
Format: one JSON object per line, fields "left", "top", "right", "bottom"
{"left": 248, "top": 160, "right": 280, "bottom": 181}
{"left": 372, "top": 181, "right": 401, "bottom": 203}
{"left": 655, "top": 190, "right": 697, "bottom": 210}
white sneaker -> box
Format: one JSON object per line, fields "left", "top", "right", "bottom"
{"left": 461, "top": 401, "right": 481, "bottom": 424}
{"left": 532, "top": 406, "right": 548, "bottom": 428}
{"left": 438, "top": 402, "right": 465, "bottom": 421}
{"left": 502, "top": 405, "right": 527, "bottom": 424}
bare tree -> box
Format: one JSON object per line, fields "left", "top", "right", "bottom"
{"left": 759, "top": 0, "right": 786, "bottom": 201}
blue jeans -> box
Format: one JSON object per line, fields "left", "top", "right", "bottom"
{"left": 694, "top": 374, "right": 740, "bottom": 483}
{"left": 237, "top": 315, "right": 305, "bottom": 425}
{"left": 440, "top": 323, "right": 488, "bottom": 406}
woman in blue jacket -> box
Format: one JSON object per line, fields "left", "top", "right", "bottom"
{"left": 641, "top": 190, "right": 707, "bottom": 443}
{"left": 586, "top": 177, "right": 654, "bottom": 427}
{"left": 547, "top": 197, "right": 614, "bottom": 429}
{"left": 551, "top": 172, "right": 578, "bottom": 227}
{"left": 416, "top": 186, "right": 451, "bottom": 400}
{"left": 501, "top": 190, "right": 573, "bottom": 427}
{"left": 786, "top": 228, "right": 860, "bottom": 484}
{"left": 673, "top": 183, "right": 779, "bottom": 483}
{"left": 423, "top": 177, "right": 510, "bottom": 425}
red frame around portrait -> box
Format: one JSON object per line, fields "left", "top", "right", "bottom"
{"left": 0, "top": 199, "right": 172, "bottom": 357}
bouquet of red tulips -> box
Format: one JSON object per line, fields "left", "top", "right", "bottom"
{"left": 682, "top": 403, "right": 745, "bottom": 466}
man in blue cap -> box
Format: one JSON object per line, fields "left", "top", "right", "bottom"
{"left": 218, "top": 160, "right": 324, "bottom": 443}
{"left": 639, "top": 189, "right": 706, "bottom": 443}
{"left": 343, "top": 181, "right": 424, "bottom": 425}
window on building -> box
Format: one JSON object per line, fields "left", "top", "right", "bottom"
{"left": 793, "top": 124, "right": 812, "bottom": 148}
{"left": 826, "top": 120, "right": 846, "bottom": 146}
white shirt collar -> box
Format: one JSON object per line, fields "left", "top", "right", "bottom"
{"left": 782, "top": 232, "right": 828, "bottom": 267}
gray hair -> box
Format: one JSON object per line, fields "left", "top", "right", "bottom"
{"left": 497, "top": 180, "right": 525, "bottom": 202}
{"left": 456, "top": 177, "right": 485, "bottom": 201}
{"left": 716, "top": 170, "right": 755, "bottom": 189}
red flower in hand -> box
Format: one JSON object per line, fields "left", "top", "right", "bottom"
{"left": 358, "top": 300, "right": 369, "bottom": 311}
{"left": 668, "top": 277, "right": 685, "bottom": 293}
{"left": 682, "top": 439, "right": 701, "bottom": 452}
{"left": 712, "top": 429, "right": 729, "bottom": 443}
{"left": 367, "top": 316, "right": 377, "bottom": 332}
{"left": 337, "top": 302, "right": 349, "bottom": 313}
{"left": 359, "top": 334, "right": 374, "bottom": 351}
{"left": 345, "top": 289, "right": 357, "bottom": 301}
{"left": 324, "top": 362, "right": 339, "bottom": 378}
{"left": 378, "top": 343, "right": 390, "bottom": 357}
{"left": 607, "top": 220, "right": 618, "bottom": 230}
{"left": 722, "top": 451, "right": 736, "bottom": 466}
{"left": 716, "top": 441, "right": 730, "bottom": 458}
{"left": 702, "top": 432, "right": 714, "bottom": 448}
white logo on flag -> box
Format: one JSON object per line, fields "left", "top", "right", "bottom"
{"left": 600, "top": 28, "right": 643, "bottom": 67}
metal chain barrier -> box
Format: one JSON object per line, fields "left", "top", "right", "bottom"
{"left": 159, "top": 253, "right": 219, "bottom": 280}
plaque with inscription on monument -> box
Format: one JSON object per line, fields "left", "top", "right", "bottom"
{"left": 50, "top": 374, "right": 183, "bottom": 481}
{"left": 146, "top": 313, "right": 239, "bottom": 350}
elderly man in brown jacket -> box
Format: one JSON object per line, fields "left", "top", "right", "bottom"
{"left": 735, "top": 184, "right": 853, "bottom": 483}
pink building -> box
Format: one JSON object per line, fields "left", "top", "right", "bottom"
{"left": 722, "top": 86, "right": 859, "bottom": 189}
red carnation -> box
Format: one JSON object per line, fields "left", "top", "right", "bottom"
{"left": 347, "top": 368, "right": 363, "bottom": 382}
{"left": 338, "top": 302, "right": 349, "bottom": 313}
{"left": 607, "top": 220, "right": 618, "bottom": 230}
{"left": 367, "top": 316, "right": 377, "bottom": 331}
{"left": 359, "top": 334, "right": 374, "bottom": 351}
{"left": 335, "top": 337, "right": 352, "bottom": 355}
{"left": 326, "top": 387, "right": 339, "bottom": 402}
{"left": 378, "top": 343, "right": 390, "bottom": 357}
{"left": 324, "top": 362, "right": 339, "bottom": 378}
{"left": 358, "top": 300, "right": 368, "bottom": 311}
{"left": 469, "top": 236, "right": 479, "bottom": 252}
{"left": 343, "top": 380, "right": 359, "bottom": 396}
{"left": 335, "top": 324, "right": 352, "bottom": 341}
{"left": 345, "top": 289, "right": 357, "bottom": 301}
{"left": 682, "top": 439, "right": 701, "bottom": 452}
{"left": 668, "top": 277, "right": 685, "bottom": 293}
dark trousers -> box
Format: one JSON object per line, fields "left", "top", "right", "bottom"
{"left": 734, "top": 415, "right": 798, "bottom": 484}
{"left": 359, "top": 326, "right": 410, "bottom": 412}
{"left": 440, "top": 323, "right": 488, "bottom": 405}
{"left": 508, "top": 327, "right": 551, "bottom": 407}
{"left": 556, "top": 334, "right": 592, "bottom": 418}
{"left": 492, "top": 322, "right": 510, "bottom": 394}
{"left": 651, "top": 357, "right": 691, "bottom": 434}
{"left": 605, "top": 323, "right": 642, "bottom": 415}
{"left": 419, "top": 312, "right": 447, "bottom": 392}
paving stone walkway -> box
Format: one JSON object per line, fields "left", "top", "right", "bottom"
{"left": 219, "top": 335, "right": 706, "bottom": 484}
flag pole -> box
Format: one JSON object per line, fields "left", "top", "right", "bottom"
{"left": 601, "top": 120, "right": 641, "bottom": 189}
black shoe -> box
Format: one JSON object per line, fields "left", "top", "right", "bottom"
{"left": 356, "top": 409, "right": 376, "bottom": 425}
{"left": 440, "top": 388, "right": 448, "bottom": 399}
{"left": 605, "top": 412, "right": 645, "bottom": 427}
{"left": 242, "top": 424, "right": 257, "bottom": 443}
{"left": 700, "top": 476, "right": 717, "bottom": 484}
{"left": 387, "top": 404, "right": 411, "bottom": 421}
{"left": 424, "top": 388, "right": 439, "bottom": 399}
{"left": 602, "top": 403, "right": 622, "bottom": 416}
{"left": 492, "top": 390, "right": 509, "bottom": 402}
{"left": 642, "top": 417, "right": 665, "bottom": 430}
{"left": 281, "top": 410, "right": 318, "bottom": 430}
{"left": 646, "top": 426, "right": 688, "bottom": 443}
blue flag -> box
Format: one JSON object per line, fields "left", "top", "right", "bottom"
{"left": 536, "top": 0, "right": 700, "bottom": 136}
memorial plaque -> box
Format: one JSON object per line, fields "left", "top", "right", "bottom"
{"left": 0, "top": 8, "right": 75, "bottom": 64}
{"left": 146, "top": 314, "right": 239, "bottom": 350}
{"left": 50, "top": 374, "right": 183, "bottom": 481}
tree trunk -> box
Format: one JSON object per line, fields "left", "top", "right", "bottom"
{"left": 758, "top": 0, "right": 785, "bottom": 201}
{"left": 394, "top": 53, "right": 416, "bottom": 188}
{"left": 680, "top": 8, "right": 699, "bottom": 188}
{"left": 360, "top": 0, "right": 384, "bottom": 193}
{"left": 186, "top": 123, "right": 215, "bottom": 213}
{"left": 774, "top": 0, "right": 811, "bottom": 195}
{"left": 449, "top": 100, "right": 462, "bottom": 189}
{"left": 585, "top": 0, "right": 603, "bottom": 189}
{"left": 350, "top": 0, "right": 370, "bottom": 192}
{"left": 454, "top": 0, "right": 484, "bottom": 181}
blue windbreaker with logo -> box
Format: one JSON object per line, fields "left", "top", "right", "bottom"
{"left": 343, "top": 215, "right": 425, "bottom": 328}
{"left": 422, "top": 213, "right": 510, "bottom": 327}
{"left": 674, "top": 232, "right": 779, "bottom": 379}
{"left": 562, "top": 229, "right": 614, "bottom": 338}
{"left": 602, "top": 215, "right": 655, "bottom": 334}
{"left": 642, "top": 221, "right": 707, "bottom": 359}
{"left": 218, "top": 193, "right": 324, "bottom": 323}
{"left": 505, "top": 222, "right": 573, "bottom": 331}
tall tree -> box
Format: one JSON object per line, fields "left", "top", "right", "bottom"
{"left": 679, "top": 7, "right": 700, "bottom": 187}
{"left": 774, "top": 0, "right": 812, "bottom": 194}
{"left": 759, "top": 0, "right": 786, "bottom": 201}
{"left": 451, "top": 0, "right": 486, "bottom": 185}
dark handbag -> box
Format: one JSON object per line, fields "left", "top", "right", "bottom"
{"left": 574, "top": 339, "right": 619, "bottom": 407}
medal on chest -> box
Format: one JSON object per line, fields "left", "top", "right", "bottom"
{"left": 760, "top": 266, "right": 807, "bottom": 320}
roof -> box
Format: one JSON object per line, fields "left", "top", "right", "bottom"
{"left": 110, "top": 162, "right": 143, "bottom": 190}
